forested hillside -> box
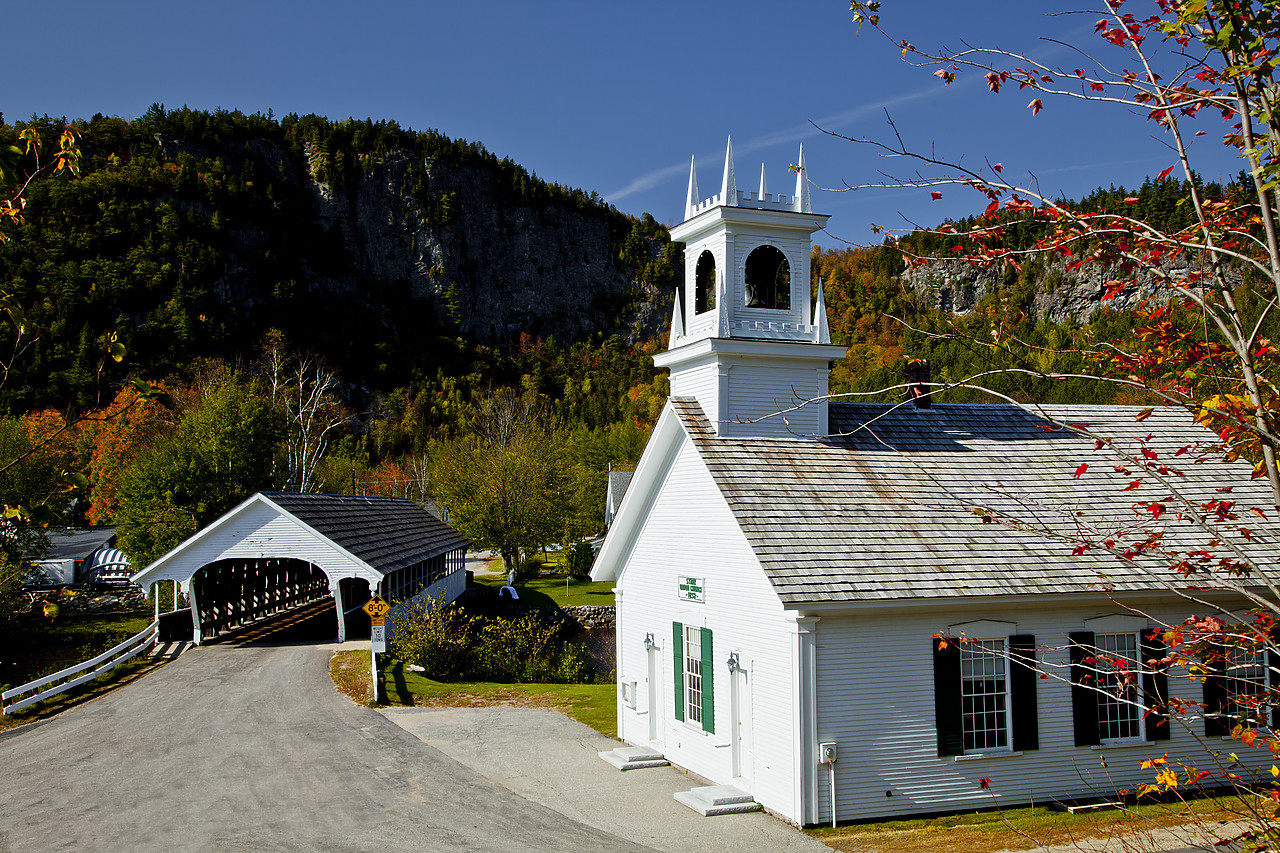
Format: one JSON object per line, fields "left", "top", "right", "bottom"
{"left": 0, "top": 107, "right": 678, "bottom": 420}
{"left": 0, "top": 106, "right": 1253, "bottom": 578}
{"left": 814, "top": 172, "right": 1274, "bottom": 409}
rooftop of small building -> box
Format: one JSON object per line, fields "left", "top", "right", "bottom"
{"left": 666, "top": 397, "right": 1277, "bottom": 606}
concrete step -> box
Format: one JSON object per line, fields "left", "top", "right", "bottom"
{"left": 673, "top": 785, "right": 759, "bottom": 816}
{"left": 598, "top": 746, "right": 669, "bottom": 771}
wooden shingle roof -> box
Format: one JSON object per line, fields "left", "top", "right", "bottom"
{"left": 670, "top": 397, "right": 1280, "bottom": 606}
{"left": 261, "top": 492, "right": 470, "bottom": 575}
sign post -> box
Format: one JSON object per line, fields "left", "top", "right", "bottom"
{"left": 362, "top": 595, "right": 390, "bottom": 703}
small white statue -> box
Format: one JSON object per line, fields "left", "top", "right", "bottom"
{"left": 499, "top": 568, "right": 519, "bottom": 600}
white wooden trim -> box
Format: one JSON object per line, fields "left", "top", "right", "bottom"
{"left": 1084, "top": 613, "right": 1148, "bottom": 632}
{"left": 2, "top": 621, "right": 158, "bottom": 714}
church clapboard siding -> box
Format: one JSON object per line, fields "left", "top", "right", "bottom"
{"left": 593, "top": 140, "right": 1280, "bottom": 827}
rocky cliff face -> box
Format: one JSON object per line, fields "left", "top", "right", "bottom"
{"left": 299, "top": 143, "right": 671, "bottom": 346}
{"left": 900, "top": 255, "right": 1236, "bottom": 323}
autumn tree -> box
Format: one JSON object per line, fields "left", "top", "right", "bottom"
{"left": 839, "top": 0, "right": 1280, "bottom": 833}
{"left": 84, "top": 384, "right": 175, "bottom": 525}
{"left": 429, "top": 389, "right": 571, "bottom": 574}
{"left": 115, "top": 377, "right": 284, "bottom": 567}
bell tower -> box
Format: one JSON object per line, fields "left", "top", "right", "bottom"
{"left": 654, "top": 138, "right": 846, "bottom": 439}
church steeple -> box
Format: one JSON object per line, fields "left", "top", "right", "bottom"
{"left": 684, "top": 156, "right": 699, "bottom": 222}
{"left": 795, "top": 143, "right": 812, "bottom": 214}
{"left": 720, "top": 136, "right": 737, "bottom": 204}
{"left": 655, "top": 141, "right": 846, "bottom": 439}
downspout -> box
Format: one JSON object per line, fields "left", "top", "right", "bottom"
{"left": 614, "top": 587, "right": 624, "bottom": 740}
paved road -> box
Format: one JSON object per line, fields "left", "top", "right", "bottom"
{"left": 0, "top": 643, "right": 656, "bottom": 853}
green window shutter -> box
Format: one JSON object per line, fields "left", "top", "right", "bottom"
{"left": 1141, "top": 631, "right": 1170, "bottom": 742}
{"left": 700, "top": 627, "right": 715, "bottom": 734}
{"left": 673, "top": 622, "right": 684, "bottom": 722}
{"left": 932, "top": 637, "right": 963, "bottom": 757}
{"left": 1069, "top": 631, "right": 1100, "bottom": 746}
{"left": 1008, "top": 634, "right": 1039, "bottom": 752}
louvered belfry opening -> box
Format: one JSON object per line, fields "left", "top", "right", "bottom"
{"left": 905, "top": 358, "right": 932, "bottom": 408}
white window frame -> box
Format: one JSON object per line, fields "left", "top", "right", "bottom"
{"left": 1225, "top": 646, "right": 1270, "bottom": 728}
{"left": 683, "top": 624, "right": 704, "bottom": 727}
{"left": 1095, "top": 632, "right": 1145, "bottom": 745}
{"left": 960, "top": 638, "right": 1014, "bottom": 755}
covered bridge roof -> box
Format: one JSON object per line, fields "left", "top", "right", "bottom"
{"left": 260, "top": 492, "right": 469, "bottom": 574}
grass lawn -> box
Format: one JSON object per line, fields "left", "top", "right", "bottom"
{"left": 372, "top": 654, "right": 617, "bottom": 737}
{"left": 470, "top": 573, "right": 616, "bottom": 608}
{"left": 0, "top": 609, "right": 166, "bottom": 732}
{"left": 807, "top": 794, "right": 1255, "bottom": 853}
{"left": 3, "top": 609, "right": 155, "bottom": 686}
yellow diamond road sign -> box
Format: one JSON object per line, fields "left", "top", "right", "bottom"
{"left": 362, "top": 595, "right": 389, "bottom": 619}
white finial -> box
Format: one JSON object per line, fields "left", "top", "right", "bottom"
{"left": 684, "top": 156, "right": 699, "bottom": 221}
{"left": 720, "top": 136, "right": 737, "bottom": 206}
{"left": 795, "top": 143, "right": 811, "bottom": 213}
{"left": 670, "top": 288, "right": 685, "bottom": 345}
{"left": 758, "top": 163, "right": 768, "bottom": 200}
{"left": 813, "top": 278, "right": 830, "bottom": 344}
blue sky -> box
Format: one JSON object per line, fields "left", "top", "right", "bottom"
{"left": 8, "top": 1, "right": 1246, "bottom": 247}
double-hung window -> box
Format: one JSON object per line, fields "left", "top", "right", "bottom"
{"left": 684, "top": 624, "right": 704, "bottom": 725}
{"left": 961, "top": 640, "right": 1011, "bottom": 752}
{"left": 1226, "top": 647, "right": 1268, "bottom": 717}
{"left": 934, "top": 634, "right": 1038, "bottom": 757}
{"left": 672, "top": 622, "right": 715, "bottom": 733}
{"left": 1069, "top": 629, "right": 1168, "bottom": 746}
{"left": 1205, "top": 643, "right": 1273, "bottom": 735}
{"left": 1094, "top": 632, "right": 1143, "bottom": 742}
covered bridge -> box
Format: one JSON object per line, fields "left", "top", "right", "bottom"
{"left": 131, "top": 492, "right": 470, "bottom": 644}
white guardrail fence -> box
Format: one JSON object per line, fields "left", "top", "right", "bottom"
{"left": 1, "top": 620, "right": 159, "bottom": 715}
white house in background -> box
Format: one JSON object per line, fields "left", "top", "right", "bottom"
{"left": 592, "top": 140, "right": 1280, "bottom": 826}
{"left": 35, "top": 528, "right": 122, "bottom": 586}
{"left": 604, "top": 466, "right": 634, "bottom": 529}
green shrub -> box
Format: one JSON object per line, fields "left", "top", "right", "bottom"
{"left": 515, "top": 556, "right": 543, "bottom": 582}
{"left": 564, "top": 541, "right": 594, "bottom": 581}
{"left": 389, "top": 596, "right": 595, "bottom": 684}
{"left": 387, "top": 595, "right": 477, "bottom": 681}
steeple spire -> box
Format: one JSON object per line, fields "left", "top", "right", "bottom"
{"left": 758, "top": 163, "right": 768, "bottom": 199}
{"left": 720, "top": 136, "right": 737, "bottom": 205}
{"left": 794, "top": 143, "right": 811, "bottom": 213}
{"left": 670, "top": 287, "right": 686, "bottom": 344}
{"left": 813, "top": 279, "right": 831, "bottom": 344}
{"left": 684, "top": 156, "right": 700, "bottom": 221}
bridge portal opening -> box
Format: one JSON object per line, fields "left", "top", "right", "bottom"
{"left": 338, "top": 577, "right": 373, "bottom": 640}
{"left": 192, "top": 558, "right": 330, "bottom": 643}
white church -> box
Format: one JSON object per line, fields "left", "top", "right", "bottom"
{"left": 592, "top": 140, "right": 1280, "bottom": 825}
